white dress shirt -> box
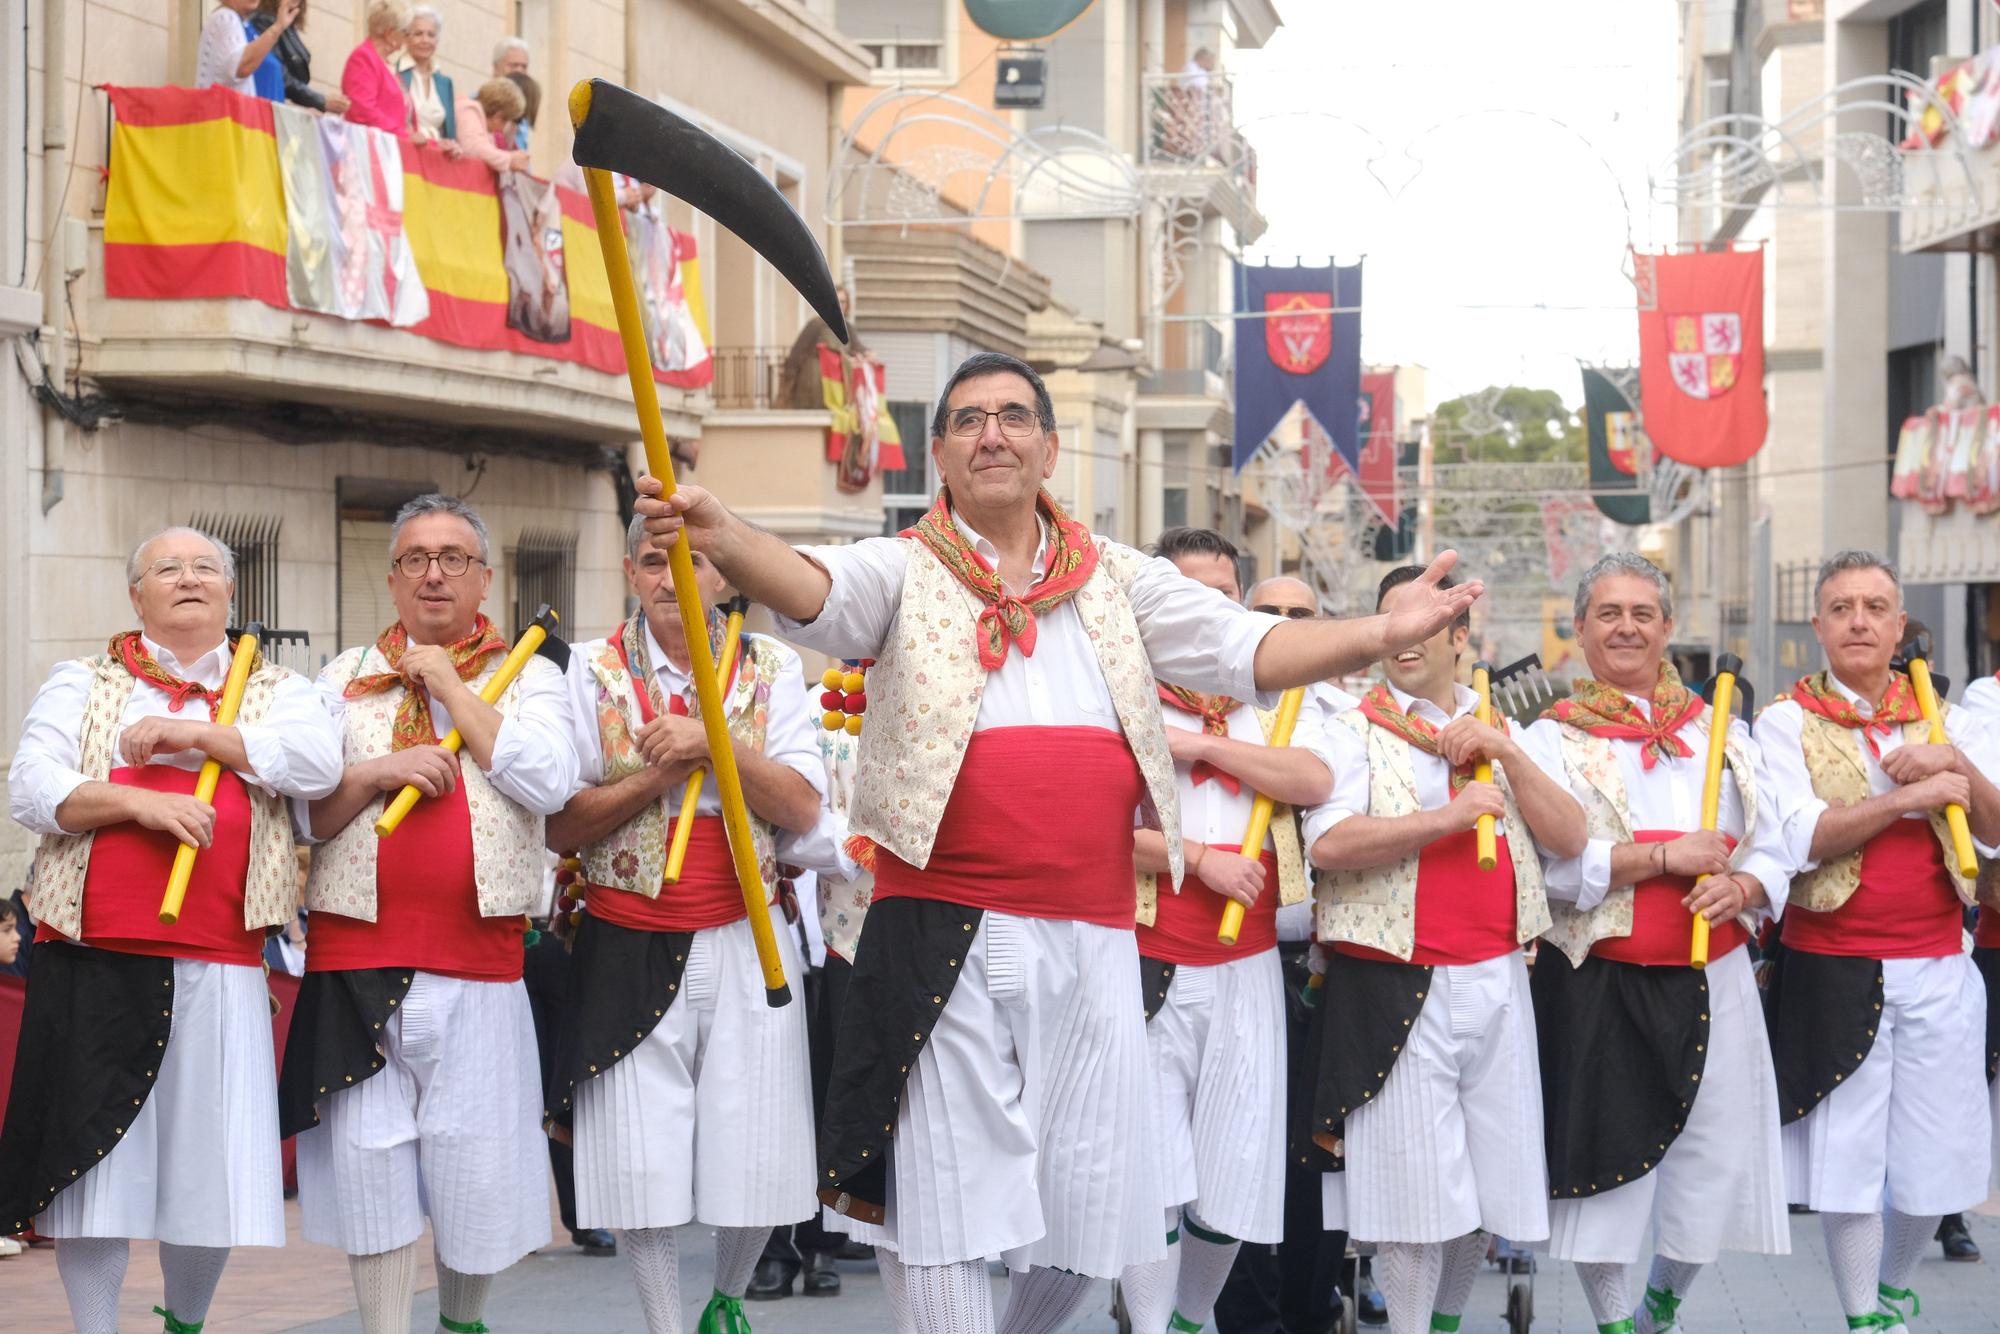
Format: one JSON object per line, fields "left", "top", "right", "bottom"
{"left": 1300, "top": 682, "right": 1568, "bottom": 848}
{"left": 566, "top": 624, "right": 827, "bottom": 812}
{"left": 1526, "top": 700, "right": 1790, "bottom": 918}
{"left": 1758, "top": 672, "right": 2000, "bottom": 874}
{"left": 299, "top": 649, "right": 579, "bottom": 832}
{"left": 10, "top": 635, "right": 344, "bottom": 836}
{"left": 778, "top": 513, "right": 1283, "bottom": 731}
{"left": 1164, "top": 695, "right": 1338, "bottom": 852}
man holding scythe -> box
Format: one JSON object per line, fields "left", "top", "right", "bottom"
{"left": 633, "top": 349, "right": 1480, "bottom": 1334}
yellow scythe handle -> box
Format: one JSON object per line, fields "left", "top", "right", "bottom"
{"left": 1689, "top": 669, "right": 1736, "bottom": 970}
{"left": 663, "top": 607, "right": 747, "bottom": 884}
{"left": 158, "top": 629, "right": 261, "bottom": 925}
{"left": 374, "top": 620, "right": 553, "bottom": 837}
{"left": 571, "top": 82, "right": 791, "bottom": 1006}
{"left": 1472, "top": 663, "right": 1498, "bottom": 872}
{"left": 1218, "top": 686, "right": 1306, "bottom": 947}
{"left": 1908, "top": 655, "right": 1979, "bottom": 881}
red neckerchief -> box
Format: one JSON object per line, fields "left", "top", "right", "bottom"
{"left": 1158, "top": 682, "right": 1242, "bottom": 793}
{"left": 611, "top": 611, "right": 740, "bottom": 723}
{"left": 109, "top": 631, "right": 253, "bottom": 716}
{"left": 1790, "top": 670, "right": 1922, "bottom": 761}
{"left": 902, "top": 487, "right": 1099, "bottom": 671}
{"left": 1358, "top": 682, "right": 1474, "bottom": 792}
{"left": 1544, "top": 663, "right": 1704, "bottom": 770}
{"left": 342, "top": 615, "right": 507, "bottom": 751}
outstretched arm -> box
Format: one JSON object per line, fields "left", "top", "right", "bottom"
{"left": 1251, "top": 552, "right": 1481, "bottom": 690}
{"left": 636, "top": 476, "right": 833, "bottom": 623}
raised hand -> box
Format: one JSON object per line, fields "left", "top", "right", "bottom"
{"left": 1379, "top": 550, "right": 1483, "bottom": 654}
{"left": 634, "top": 475, "right": 733, "bottom": 556}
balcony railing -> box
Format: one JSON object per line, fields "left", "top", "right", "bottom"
{"left": 709, "top": 346, "right": 798, "bottom": 411}
{"left": 1142, "top": 71, "right": 1258, "bottom": 199}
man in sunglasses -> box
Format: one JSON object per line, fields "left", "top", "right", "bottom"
{"left": 634, "top": 350, "right": 1479, "bottom": 1334}
{"left": 280, "top": 493, "right": 579, "bottom": 1334}
{"left": 3, "top": 525, "right": 342, "bottom": 1333}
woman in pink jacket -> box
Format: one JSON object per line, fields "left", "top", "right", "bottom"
{"left": 455, "top": 78, "right": 531, "bottom": 174}
{"left": 340, "top": 1, "right": 412, "bottom": 135}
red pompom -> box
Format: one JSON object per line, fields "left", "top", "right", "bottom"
{"left": 820, "top": 689, "right": 843, "bottom": 711}
{"left": 844, "top": 692, "right": 867, "bottom": 713}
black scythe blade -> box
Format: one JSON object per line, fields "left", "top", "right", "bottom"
{"left": 570, "top": 79, "right": 849, "bottom": 345}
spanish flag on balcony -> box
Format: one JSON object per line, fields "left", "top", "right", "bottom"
{"left": 818, "top": 344, "right": 905, "bottom": 490}
{"left": 102, "top": 85, "right": 714, "bottom": 388}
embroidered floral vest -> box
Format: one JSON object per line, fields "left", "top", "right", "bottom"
{"left": 1135, "top": 702, "right": 1308, "bottom": 928}
{"left": 29, "top": 654, "right": 298, "bottom": 940}
{"left": 1786, "top": 708, "right": 1973, "bottom": 913}
{"left": 577, "top": 631, "right": 783, "bottom": 896}
{"left": 305, "top": 644, "right": 550, "bottom": 921}
{"left": 1542, "top": 721, "right": 1758, "bottom": 967}
{"left": 850, "top": 537, "right": 1183, "bottom": 881}
{"left": 1310, "top": 709, "right": 1550, "bottom": 960}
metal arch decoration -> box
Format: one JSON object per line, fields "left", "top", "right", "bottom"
{"left": 828, "top": 87, "right": 1143, "bottom": 232}
{"left": 1652, "top": 72, "right": 1984, "bottom": 221}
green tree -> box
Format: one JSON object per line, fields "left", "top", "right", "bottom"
{"left": 1431, "top": 386, "right": 1586, "bottom": 463}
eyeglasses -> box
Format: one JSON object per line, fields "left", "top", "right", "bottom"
{"left": 946, "top": 406, "right": 1042, "bottom": 438}
{"left": 140, "top": 558, "right": 227, "bottom": 584}
{"left": 1253, "top": 604, "right": 1318, "bottom": 620}
{"left": 394, "top": 549, "right": 483, "bottom": 579}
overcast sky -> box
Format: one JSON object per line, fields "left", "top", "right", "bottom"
{"left": 1230, "top": 1, "right": 1685, "bottom": 410}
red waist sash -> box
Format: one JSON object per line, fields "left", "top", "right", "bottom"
{"left": 872, "top": 726, "right": 1146, "bottom": 929}
{"left": 46, "top": 765, "right": 261, "bottom": 965}
{"left": 1591, "top": 831, "right": 1748, "bottom": 965}
{"left": 307, "top": 781, "right": 524, "bottom": 982}
{"left": 1782, "top": 817, "right": 1962, "bottom": 960}
{"left": 1337, "top": 828, "right": 1518, "bottom": 966}
{"left": 1977, "top": 906, "right": 2000, "bottom": 950}
{"left": 586, "top": 815, "right": 768, "bottom": 933}
{"left": 1138, "top": 844, "right": 1278, "bottom": 965}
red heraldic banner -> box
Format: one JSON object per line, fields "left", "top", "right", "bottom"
{"left": 1635, "top": 248, "right": 1767, "bottom": 469}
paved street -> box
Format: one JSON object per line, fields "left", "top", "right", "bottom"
{"left": 12, "top": 1198, "right": 2000, "bottom": 1332}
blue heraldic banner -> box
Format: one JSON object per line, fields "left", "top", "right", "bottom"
{"left": 1231, "top": 261, "right": 1362, "bottom": 473}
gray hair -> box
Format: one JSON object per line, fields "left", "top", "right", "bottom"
{"left": 625, "top": 512, "right": 657, "bottom": 562}
{"left": 1814, "top": 549, "right": 1902, "bottom": 609}
{"left": 492, "top": 35, "right": 529, "bottom": 66}
{"left": 390, "top": 493, "right": 491, "bottom": 562}
{"left": 1573, "top": 551, "right": 1674, "bottom": 624}
{"left": 407, "top": 4, "right": 442, "bottom": 34}
{"left": 127, "top": 526, "right": 235, "bottom": 586}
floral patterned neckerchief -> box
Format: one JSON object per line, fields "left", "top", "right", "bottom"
{"left": 109, "top": 631, "right": 258, "bottom": 717}
{"left": 1788, "top": 670, "right": 1922, "bottom": 761}
{"left": 342, "top": 615, "right": 507, "bottom": 751}
{"left": 902, "top": 486, "right": 1099, "bottom": 671}
{"left": 1544, "top": 662, "right": 1704, "bottom": 770}
{"left": 610, "top": 609, "right": 739, "bottom": 724}
{"left": 1358, "top": 682, "right": 1475, "bottom": 792}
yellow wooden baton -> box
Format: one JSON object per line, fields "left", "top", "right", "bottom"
{"left": 374, "top": 607, "right": 558, "bottom": 838}
{"left": 1471, "top": 660, "right": 1498, "bottom": 872}
{"left": 663, "top": 602, "right": 747, "bottom": 884}
{"left": 1217, "top": 686, "right": 1307, "bottom": 946}
{"left": 158, "top": 624, "right": 262, "bottom": 926}
{"left": 1689, "top": 653, "right": 1741, "bottom": 969}
{"left": 571, "top": 81, "right": 791, "bottom": 1006}
{"left": 1907, "top": 650, "right": 1979, "bottom": 880}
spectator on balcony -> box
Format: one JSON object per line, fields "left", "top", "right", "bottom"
{"left": 249, "top": 0, "right": 350, "bottom": 116}
{"left": 508, "top": 71, "right": 542, "bottom": 157}
{"left": 398, "top": 6, "right": 457, "bottom": 149}
{"left": 493, "top": 37, "right": 532, "bottom": 150}
{"left": 456, "top": 77, "right": 531, "bottom": 175}
{"left": 341, "top": 1, "right": 414, "bottom": 136}
{"left": 195, "top": 0, "right": 298, "bottom": 96}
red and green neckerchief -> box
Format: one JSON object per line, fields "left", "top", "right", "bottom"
{"left": 1358, "top": 682, "right": 1474, "bottom": 792}
{"left": 902, "top": 486, "right": 1099, "bottom": 671}
{"left": 610, "top": 609, "right": 741, "bottom": 723}
{"left": 1544, "top": 662, "right": 1704, "bottom": 770}
{"left": 1158, "top": 682, "right": 1244, "bottom": 793}
{"left": 343, "top": 615, "right": 508, "bottom": 751}
{"left": 110, "top": 630, "right": 261, "bottom": 716}
{"left": 1788, "top": 670, "right": 1922, "bottom": 760}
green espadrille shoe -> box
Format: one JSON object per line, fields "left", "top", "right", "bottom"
{"left": 697, "top": 1291, "right": 752, "bottom": 1334}
{"left": 154, "top": 1307, "right": 203, "bottom": 1334}
{"left": 438, "top": 1318, "right": 490, "bottom": 1334}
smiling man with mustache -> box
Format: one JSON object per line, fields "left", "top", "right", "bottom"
{"left": 633, "top": 350, "right": 1481, "bottom": 1334}
{"left": 2, "top": 525, "right": 342, "bottom": 1333}
{"left": 1757, "top": 550, "right": 2000, "bottom": 1333}
{"left": 1526, "top": 552, "right": 1793, "bottom": 1334}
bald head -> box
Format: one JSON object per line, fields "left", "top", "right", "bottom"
{"left": 1248, "top": 576, "right": 1318, "bottom": 619}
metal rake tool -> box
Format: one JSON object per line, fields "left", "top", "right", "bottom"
{"left": 1489, "top": 654, "right": 1556, "bottom": 719}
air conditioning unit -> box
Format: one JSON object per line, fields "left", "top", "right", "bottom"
{"left": 995, "top": 48, "right": 1047, "bottom": 109}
